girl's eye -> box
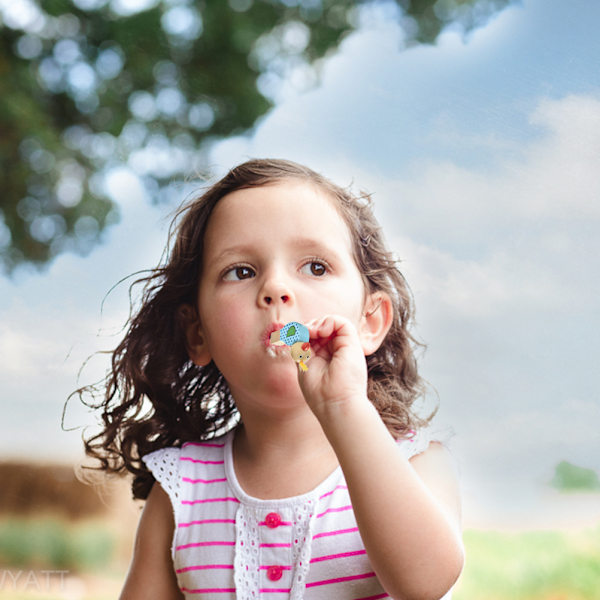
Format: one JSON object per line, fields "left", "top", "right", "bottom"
{"left": 301, "top": 261, "right": 328, "bottom": 277}
{"left": 223, "top": 265, "right": 255, "bottom": 281}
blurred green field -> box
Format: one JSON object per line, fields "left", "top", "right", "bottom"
{"left": 454, "top": 526, "right": 600, "bottom": 600}
{"left": 0, "top": 516, "right": 126, "bottom": 599}
{"left": 0, "top": 518, "right": 115, "bottom": 571}
{"left": 1, "top": 517, "right": 599, "bottom": 599}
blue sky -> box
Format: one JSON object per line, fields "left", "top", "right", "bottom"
{"left": 1, "top": 0, "right": 599, "bottom": 528}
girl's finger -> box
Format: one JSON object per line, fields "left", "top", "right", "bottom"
{"left": 306, "top": 315, "right": 345, "bottom": 341}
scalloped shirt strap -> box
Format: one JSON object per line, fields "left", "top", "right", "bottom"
{"left": 397, "top": 426, "right": 455, "bottom": 460}
{"left": 142, "top": 446, "right": 182, "bottom": 521}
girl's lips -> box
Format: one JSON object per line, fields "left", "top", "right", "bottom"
{"left": 262, "top": 322, "right": 291, "bottom": 359}
{"left": 262, "top": 322, "right": 285, "bottom": 348}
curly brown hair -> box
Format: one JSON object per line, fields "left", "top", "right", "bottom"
{"left": 75, "top": 158, "right": 432, "bottom": 500}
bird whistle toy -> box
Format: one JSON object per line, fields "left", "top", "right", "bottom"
{"left": 270, "top": 322, "right": 312, "bottom": 372}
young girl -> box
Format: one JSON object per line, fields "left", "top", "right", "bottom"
{"left": 83, "top": 159, "right": 463, "bottom": 599}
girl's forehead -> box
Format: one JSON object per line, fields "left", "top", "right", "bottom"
{"left": 218, "top": 179, "right": 337, "bottom": 212}
{"left": 204, "top": 180, "right": 353, "bottom": 251}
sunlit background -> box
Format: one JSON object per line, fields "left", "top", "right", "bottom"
{"left": 1, "top": 0, "right": 599, "bottom": 598}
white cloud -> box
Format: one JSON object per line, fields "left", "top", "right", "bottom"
{"left": 522, "top": 95, "right": 600, "bottom": 218}
{"left": 375, "top": 93, "right": 600, "bottom": 226}
{"left": 347, "top": 93, "right": 600, "bottom": 319}
{"left": 0, "top": 324, "right": 58, "bottom": 376}
{"left": 390, "top": 236, "right": 545, "bottom": 318}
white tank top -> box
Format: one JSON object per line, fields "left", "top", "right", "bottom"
{"left": 143, "top": 426, "right": 454, "bottom": 600}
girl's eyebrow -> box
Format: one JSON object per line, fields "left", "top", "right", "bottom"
{"left": 213, "top": 237, "right": 346, "bottom": 260}
{"left": 213, "top": 245, "right": 253, "bottom": 260}
{"left": 289, "top": 236, "right": 334, "bottom": 249}
{"left": 210, "top": 237, "right": 350, "bottom": 265}
{"left": 288, "top": 237, "right": 347, "bottom": 259}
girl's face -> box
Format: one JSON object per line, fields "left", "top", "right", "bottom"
{"left": 194, "top": 180, "right": 368, "bottom": 409}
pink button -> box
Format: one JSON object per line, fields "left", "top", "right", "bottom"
{"left": 267, "top": 565, "right": 283, "bottom": 581}
{"left": 265, "top": 512, "right": 282, "bottom": 528}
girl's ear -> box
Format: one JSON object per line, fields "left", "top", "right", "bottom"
{"left": 178, "top": 304, "right": 212, "bottom": 366}
{"left": 359, "top": 291, "right": 393, "bottom": 356}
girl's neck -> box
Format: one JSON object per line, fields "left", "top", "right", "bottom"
{"left": 235, "top": 407, "right": 333, "bottom": 461}
{"left": 231, "top": 410, "right": 339, "bottom": 499}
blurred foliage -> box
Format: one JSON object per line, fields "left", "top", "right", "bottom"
{"left": 0, "top": 517, "right": 115, "bottom": 570}
{"left": 0, "top": 0, "right": 514, "bottom": 273}
{"left": 551, "top": 460, "right": 600, "bottom": 492}
{"left": 455, "top": 527, "right": 600, "bottom": 600}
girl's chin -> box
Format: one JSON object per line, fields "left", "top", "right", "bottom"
{"left": 262, "top": 354, "right": 302, "bottom": 386}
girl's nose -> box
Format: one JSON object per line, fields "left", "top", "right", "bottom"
{"left": 263, "top": 294, "right": 289, "bottom": 305}
{"left": 258, "top": 278, "right": 294, "bottom": 308}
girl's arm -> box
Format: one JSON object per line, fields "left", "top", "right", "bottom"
{"left": 322, "top": 401, "right": 464, "bottom": 600}
{"left": 300, "top": 315, "right": 464, "bottom": 600}
{"left": 119, "top": 483, "right": 184, "bottom": 600}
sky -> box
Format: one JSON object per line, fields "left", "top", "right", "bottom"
{"left": 1, "top": 0, "right": 599, "bottom": 529}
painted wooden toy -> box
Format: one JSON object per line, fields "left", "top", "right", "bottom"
{"left": 270, "top": 322, "right": 312, "bottom": 372}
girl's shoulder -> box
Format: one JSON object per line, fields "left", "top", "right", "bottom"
{"left": 396, "top": 424, "right": 455, "bottom": 461}
{"left": 142, "top": 431, "right": 232, "bottom": 506}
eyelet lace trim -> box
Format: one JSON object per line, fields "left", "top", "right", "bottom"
{"left": 234, "top": 498, "right": 315, "bottom": 599}
{"left": 401, "top": 426, "right": 454, "bottom": 460}
{"left": 290, "top": 499, "right": 315, "bottom": 599}
{"left": 142, "top": 447, "right": 181, "bottom": 519}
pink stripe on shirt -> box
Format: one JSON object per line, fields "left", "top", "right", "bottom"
{"left": 176, "top": 564, "right": 234, "bottom": 573}
{"left": 180, "top": 457, "right": 225, "bottom": 464}
{"left": 180, "top": 587, "right": 235, "bottom": 594}
{"left": 182, "top": 476, "right": 228, "bottom": 484}
{"left": 175, "top": 541, "right": 235, "bottom": 551}
{"left": 312, "top": 526, "right": 359, "bottom": 539}
{"left": 179, "top": 518, "right": 236, "bottom": 528}
{"left": 316, "top": 505, "right": 353, "bottom": 518}
{"left": 305, "top": 572, "right": 376, "bottom": 588}
{"left": 309, "top": 549, "right": 367, "bottom": 563}
{"left": 319, "top": 484, "right": 348, "bottom": 500}
{"left": 182, "top": 497, "right": 240, "bottom": 505}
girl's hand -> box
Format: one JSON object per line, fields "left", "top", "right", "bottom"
{"left": 297, "top": 315, "right": 369, "bottom": 420}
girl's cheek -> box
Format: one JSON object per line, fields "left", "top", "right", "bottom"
{"left": 215, "top": 301, "right": 249, "bottom": 334}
